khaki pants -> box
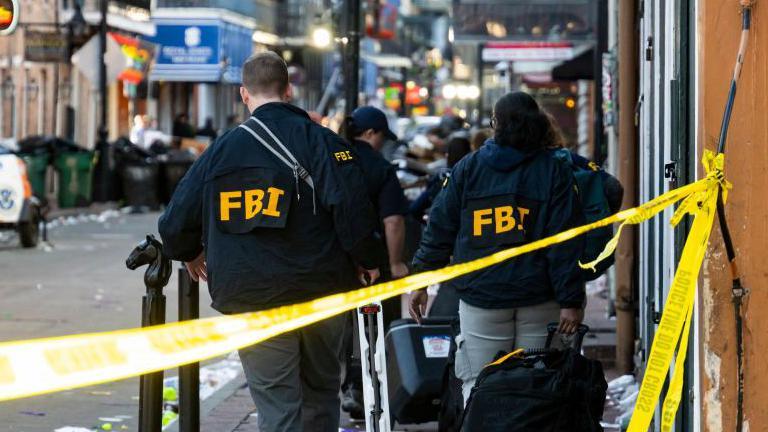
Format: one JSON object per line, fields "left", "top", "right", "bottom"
{"left": 454, "top": 300, "right": 561, "bottom": 404}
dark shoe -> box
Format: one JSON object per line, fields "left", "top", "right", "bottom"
{"left": 341, "top": 388, "right": 365, "bottom": 420}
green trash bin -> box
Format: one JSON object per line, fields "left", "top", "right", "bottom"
{"left": 19, "top": 154, "right": 49, "bottom": 200}
{"left": 54, "top": 151, "right": 94, "bottom": 208}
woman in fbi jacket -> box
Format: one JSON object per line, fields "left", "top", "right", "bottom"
{"left": 408, "top": 91, "right": 586, "bottom": 404}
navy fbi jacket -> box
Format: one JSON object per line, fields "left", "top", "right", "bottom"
{"left": 349, "top": 139, "right": 410, "bottom": 270}
{"left": 412, "top": 139, "right": 586, "bottom": 309}
{"left": 350, "top": 139, "right": 409, "bottom": 222}
{"left": 159, "top": 103, "right": 380, "bottom": 314}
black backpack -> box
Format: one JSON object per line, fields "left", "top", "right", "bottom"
{"left": 460, "top": 324, "right": 607, "bottom": 432}
{"left": 552, "top": 149, "right": 624, "bottom": 281}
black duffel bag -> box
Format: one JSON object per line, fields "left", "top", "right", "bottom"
{"left": 460, "top": 324, "right": 607, "bottom": 432}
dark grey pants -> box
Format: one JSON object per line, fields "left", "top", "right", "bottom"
{"left": 239, "top": 314, "right": 345, "bottom": 432}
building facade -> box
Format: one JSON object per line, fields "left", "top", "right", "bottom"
{"left": 628, "top": 0, "right": 767, "bottom": 430}
{"left": 0, "top": 0, "right": 155, "bottom": 149}
{"left": 146, "top": 0, "right": 278, "bottom": 135}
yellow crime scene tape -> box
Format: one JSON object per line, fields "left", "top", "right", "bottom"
{"left": 627, "top": 151, "right": 728, "bottom": 432}
{"left": 0, "top": 151, "right": 728, "bottom": 432}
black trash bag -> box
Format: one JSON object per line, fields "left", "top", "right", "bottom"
{"left": 158, "top": 149, "right": 195, "bottom": 204}
{"left": 121, "top": 159, "right": 160, "bottom": 211}
{"left": 49, "top": 137, "right": 88, "bottom": 155}
{"left": 17, "top": 136, "right": 50, "bottom": 155}
{"left": 148, "top": 140, "right": 169, "bottom": 156}
{"left": 114, "top": 137, "right": 153, "bottom": 164}
{"left": 114, "top": 138, "right": 160, "bottom": 211}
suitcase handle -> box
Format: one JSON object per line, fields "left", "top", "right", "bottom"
{"left": 545, "top": 323, "right": 589, "bottom": 351}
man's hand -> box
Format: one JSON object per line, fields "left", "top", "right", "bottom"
{"left": 558, "top": 308, "right": 584, "bottom": 335}
{"left": 390, "top": 262, "right": 410, "bottom": 280}
{"left": 358, "top": 267, "right": 381, "bottom": 286}
{"left": 185, "top": 252, "right": 208, "bottom": 282}
{"left": 408, "top": 289, "right": 429, "bottom": 324}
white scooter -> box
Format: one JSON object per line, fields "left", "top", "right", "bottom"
{"left": 0, "top": 145, "right": 41, "bottom": 248}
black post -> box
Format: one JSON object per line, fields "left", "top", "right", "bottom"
{"left": 344, "top": 0, "right": 360, "bottom": 116}
{"left": 140, "top": 288, "right": 166, "bottom": 432}
{"left": 178, "top": 268, "right": 200, "bottom": 432}
{"left": 593, "top": 0, "right": 608, "bottom": 164}
{"left": 126, "top": 235, "right": 172, "bottom": 432}
{"left": 476, "top": 42, "right": 485, "bottom": 127}
{"left": 93, "top": 0, "right": 111, "bottom": 202}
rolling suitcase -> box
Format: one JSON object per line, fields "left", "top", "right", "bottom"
{"left": 385, "top": 317, "right": 454, "bottom": 425}
{"left": 461, "top": 324, "right": 607, "bottom": 432}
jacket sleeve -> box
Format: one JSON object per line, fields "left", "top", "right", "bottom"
{"left": 312, "top": 128, "right": 380, "bottom": 269}
{"left": 412, "top": 166, "right": 463, "bottom": 272}
{"left": 545, "top": 161, "right": 586, "bottom": 308}
{"left": 157, "top": 149, "right": 210, "bottom": 262}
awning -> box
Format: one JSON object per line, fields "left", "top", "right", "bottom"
{"left": 149, "top": 65, "right": 222, "bottom": 83}
{"left": 361, "top": 53, "right": 412, "bottom": 69}
{"left": 552, "top": 48, "right": 594, "bottom": 81}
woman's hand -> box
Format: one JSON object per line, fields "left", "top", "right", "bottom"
{"left": 408, "top": 290, "right": 429, "bottom": 324}
{"left": 390, "top": 262, "right": 410, "bottom": 280}
{"left": 558, "top": 308, "right": 584, "bottom": 334}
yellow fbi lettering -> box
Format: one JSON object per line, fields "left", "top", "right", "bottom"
{"left": 220, "top": 187, "right": 285, "bottom": 221}
{"left": 473, "top": 206, "right": 530, "bottom": 236}
{"left": 334, "top": 151, "right": 353, "bottom": 161}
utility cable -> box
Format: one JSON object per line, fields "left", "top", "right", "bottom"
{"left": 715, "top": 3, "right": 753, "bottom": 430}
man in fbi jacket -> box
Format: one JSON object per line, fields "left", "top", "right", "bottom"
{"left": 159, "top": 51, "right": 381, "bottom": 432}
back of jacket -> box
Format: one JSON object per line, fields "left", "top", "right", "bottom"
{"left": 159, "top": 103, "right": 378, "bottom": 313}
{"left": 412, "top": 140, "right": 585, "bottom": 309}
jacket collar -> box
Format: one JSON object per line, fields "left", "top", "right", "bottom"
{"left": 251, "top": 102, "right": 310, "bottom": 119}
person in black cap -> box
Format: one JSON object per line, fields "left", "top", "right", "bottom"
{"left": 344, "top": 106, "right": 410, "bottom": 282}
{"left": 338, "top": 105, "right": 410, "bottom": 418}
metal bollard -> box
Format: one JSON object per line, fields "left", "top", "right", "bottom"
{"left": 178, "top": 267, "right": 200, "bottom": 432}
{"left": 126, "top": 235, "right": 172, "bottom": 432}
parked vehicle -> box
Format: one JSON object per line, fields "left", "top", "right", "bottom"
{"left": 0, "top": 144, "right": 41, "bottom": 248}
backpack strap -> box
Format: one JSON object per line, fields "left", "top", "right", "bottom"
{"left": 239, "top": 117, "right": 316, "bottom": 214}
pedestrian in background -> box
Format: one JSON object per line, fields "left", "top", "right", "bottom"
{"left": 409, "top": 134, "right": 472, "bottom": 222}
{"left": 470, "top": 127, "right": 492, "bottom": 152}
{"left": 172, "top": 113, "right": 196, "bottom": 139}
{"left": 129, "top": 114, "right": 147, "bottom": 148}
{"left": 409, "top": 91, "right": 586, "bottom": 404}
{"left": 196, "top": 117, "right": 218, "bottom": 142}
{"left": 159, "top": 51, "right": 381, "bottom": 432}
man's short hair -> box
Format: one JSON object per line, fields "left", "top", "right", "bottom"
{"left": 242, "top": 51, "right": 289, "bottom": 97}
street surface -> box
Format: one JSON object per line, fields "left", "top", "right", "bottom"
{"left": 0, "top": 211, "right": 219, "bottom": 431}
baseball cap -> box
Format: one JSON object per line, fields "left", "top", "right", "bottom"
{"left": 351, "top": 106, "right": 397, "bottom": 141}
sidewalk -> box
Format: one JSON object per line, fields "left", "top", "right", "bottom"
{"left": 201, "top": 383, "right": 258, "bottom": 432}
{"left": 45, "top": 202, "right": 119, "bottom": 220}
{"left": 203, "top": 284, "right": 619, "bottom": 432}
{"left": 201, "top": 380, "right": 436, "bottom": 432}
